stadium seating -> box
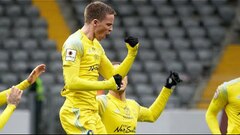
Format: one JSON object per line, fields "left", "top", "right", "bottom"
{"left": 0, "top": 0, "right": 237, "bottom": 133}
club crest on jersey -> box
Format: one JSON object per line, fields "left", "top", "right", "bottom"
{"left": 88, "top": 47, "right": 96, "bottom": 54}
{"left": 114, "top": 109, "right": 121, "bottom": 114}
{"left": 66, "top": 49, "right": 76, "bottom": 61}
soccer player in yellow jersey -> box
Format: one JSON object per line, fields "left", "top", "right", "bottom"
{"left": 0, "top": 64, "right": 46, "bottom": 129}
{"left": 59, "top": 1, "right": 139, "bottom": 134}
{"left": 206, "top": 78, "right": 240, "bottom": 134}
{"left": 97, "top": 63, "right": 182, "bottom": 134}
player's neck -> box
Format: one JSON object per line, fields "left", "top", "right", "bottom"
{"left": 109, "top": 90, "right": 126, "bottom": 101}
{"left": 81, "top": 24, "right": 94, "bottom": 41}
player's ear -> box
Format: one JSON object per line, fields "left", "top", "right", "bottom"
{"left": 93, "top": 19, "right": 98, "bottom": 26}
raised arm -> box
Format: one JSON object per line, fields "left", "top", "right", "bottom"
{"left": 0, "top": 64, "right": 46, "bottom": 106}
{"left": 0, "top": 86, "right": 23, "bottom": 129}
{"left": 26, "top": 64, "right": 46, "bottom": 85}
{"left": 99, "top": 36, "right": 139, "bottom": 80}
{"left": 138, "top": 71, "right": 182, "bottom": 122}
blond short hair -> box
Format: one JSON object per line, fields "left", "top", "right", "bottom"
{"left": 84, "top": 1, "right": 116, "bottom": 24}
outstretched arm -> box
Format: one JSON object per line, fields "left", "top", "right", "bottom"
{"left": 0, "top": 64, "right": 46, "bottom": 106}
{"left": 138, "top": 86, "right": 173, "bottom": 122}
{"left": 0, "top": 87, "right": 23, "bottom": 129}
{"left": 138, "top": 71, "right": 182, "bottom": 122}
{"left": 26, "top": 64, "right": 46, "bottom": 85}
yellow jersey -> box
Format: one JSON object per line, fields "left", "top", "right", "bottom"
{"left": 97, "top": 87, "right": 172, "bottom": 134}
{"left": 61, "top": 29, "right": 138, "bottom": 110}
{"left": 206, "top": 78, "right": 240, "bottom": 134}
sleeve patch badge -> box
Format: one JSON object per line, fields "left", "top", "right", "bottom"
{"left": 65, "top": 49, "right": 77, "bottom": 61}
{"left": 213, "top": 89, "right": 220, "bottom": 99}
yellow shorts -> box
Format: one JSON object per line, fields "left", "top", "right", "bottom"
{"left": 59, "top": 104, "right": 106, "bottom": 134}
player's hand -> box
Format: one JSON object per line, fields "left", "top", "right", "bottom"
{"left": 7, "top": 86, "right": 23, "bottom": 106}
{"left": 165, "top": 71, "right": 182, "bottom": 89}
{"left": 27, "top": 64, "right": 46, "bottom": 84}
{"left": 125, "top": 36, "right": 139, "bottom": 47}
{"left": 113, "top": 74, "right": 122, "bottom": 90}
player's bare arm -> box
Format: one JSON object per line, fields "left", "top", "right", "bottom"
{"left": 6, "top": 86, "right": 23, "bottom": 107}
{"left": 27, "top": 64, "right": 46, "bottom": 84}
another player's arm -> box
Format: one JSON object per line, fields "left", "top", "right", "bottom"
{"left": 0, "top": 104, "right": 16, "bottom": 129}
{"left": 63, "top": 43, "right": 118, "bottom": 91}
{"left": 0, "top": 81, "right": 29, "bottom": 106}
{"left": 138, "top": 87, "right": 172, "bottom": 122}
{"left": 0, "top": 87, "right": 22, "bottom": 130}
{"left": 0, "top": 64, "right": 45, "bottom": 106}
{"left": 206, "top": 85, "right": 227, "bottom": 134}
{"left": 138, "top": 71, "right": 182, "bottom": 122}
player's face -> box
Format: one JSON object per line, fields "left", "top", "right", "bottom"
{"left": 119, "top": 76, "right": 128, "bottom": 91}
{"left": 94, "top": 14, "right": 114, "bottom": 41}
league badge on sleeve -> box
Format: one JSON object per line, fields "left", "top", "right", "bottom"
{"left": 66, "top": 49, "right": 76, "bottom": 61}
{"left": 213, "top": 89, "right": 220, "bottom": 99}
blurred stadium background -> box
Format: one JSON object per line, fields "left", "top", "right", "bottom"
{"left": 0, "top": 0, "right": 239, "bottom": 133}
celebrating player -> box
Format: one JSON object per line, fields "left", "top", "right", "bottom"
{"left": 97, "top": 62, "right": 182, "bottom": 134}
{"left": 59, "top": 1, "right": 139, "bottom": 134}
